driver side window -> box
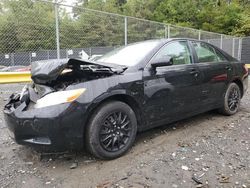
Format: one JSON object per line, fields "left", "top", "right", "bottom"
{"left": 152, "top": 41, "right": 192, "bottom": 65}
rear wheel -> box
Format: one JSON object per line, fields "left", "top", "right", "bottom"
{"left": 86, "top": 101, "right": 137, "bottom": 159}
{"left": 219, "top": 83, "right": 241, "bottom": 115}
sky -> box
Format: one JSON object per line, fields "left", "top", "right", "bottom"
{"left": 64, "top": 0, "right": 77, "bottom": 6}
{"left": 60, "top": 0, "right": 78, "bottom": 14}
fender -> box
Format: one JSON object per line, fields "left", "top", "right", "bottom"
{"left": 82, "top": 89, "right": 145, "bottom": 130}
{"left": 88, "top": 89, "right": 142, "bottom": 113}
{"left": 92, "top": 89, "right": 127, "bottom": 103}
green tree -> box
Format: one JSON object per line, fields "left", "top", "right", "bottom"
{"left": 1, "top": 0, "right": 250, "bottom": 55}
{"left": 152, "top": 0, "right": 249, "bottom": 35}
{"left": 0, "top": 0, "right": 55, "bottom": 53}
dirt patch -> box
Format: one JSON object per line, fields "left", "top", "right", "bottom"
{"left": 0, "top": 83, "right": 249, "bottom": 188}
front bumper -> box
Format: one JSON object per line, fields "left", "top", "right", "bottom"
{"left": 3, "top": 94, "right": 86, "bottom": 150}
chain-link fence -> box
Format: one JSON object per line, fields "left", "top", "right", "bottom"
{"left": 0, "top": 0, "right": 246, "bottom": 67}
{"left": 241, "top": 37, "right": 250, "bottom": 65}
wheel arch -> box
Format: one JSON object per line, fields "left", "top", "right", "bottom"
{"left": 232, "top": 79, "right": 243, "bottom": 98}
{"left": 84, "top": 93, "right": 144, "bottom": 135}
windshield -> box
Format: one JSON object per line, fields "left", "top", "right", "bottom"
{"left": 96, "top": 41, "right": 160, "bottom": 66}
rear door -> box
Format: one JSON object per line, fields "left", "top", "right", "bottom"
{"left": 190, "top": 41, "right": 233, "bottom": 107}
{"left": 143, "top": 40, "right": 204, "bottom": 127}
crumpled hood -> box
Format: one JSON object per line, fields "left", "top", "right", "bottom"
{"left": 31, "top": 58, "right": 121, "bottom": 84}
{"left": 31, "top": 59, "right": 68, "bottom": 84}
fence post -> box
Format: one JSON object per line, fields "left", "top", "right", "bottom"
{"left": 198, "top": 30, "right": 201, "bottom": 40}
{"left": 238, "top": 38, "right": 242, "bottom": 60}
{"left": 55, "top": 1, "right": 60, "bottom": 59}
{"left": 11, "top": 53, "right": 14, "bottom": 66}
{"left": 47, "top": 50, "right": 50, "bottom": 60}
{"left": 89, "top": 48, "right": 92, "bottom": 56}
{"left": 232, "top": 38, "right": 235, "bottom": 58}
{"left": 164, "top": 26, "right": 167, "bottom": 38}
{"left": 167, "top": 25, "right": 170, "bottom": 38}
{"left": 220, "top": 34, "right": 223, "bottom": 49}
{"left": 124, "top": 16, "right": 127, "bottom": 45}
{"left": 29, "top": 52, "right": 32, "bottom": 64}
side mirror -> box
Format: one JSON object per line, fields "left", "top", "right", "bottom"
{"left": 151, "top": 55, "right": 173, "bottom": 68}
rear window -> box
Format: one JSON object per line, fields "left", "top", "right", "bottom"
{"left": 192, "top": 42, "right": 227, "bottom": 63}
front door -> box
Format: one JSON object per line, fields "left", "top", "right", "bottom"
{"left": 143, "top": 40, "right": 203, "bottom": 128}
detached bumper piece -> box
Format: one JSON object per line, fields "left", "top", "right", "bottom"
{"left": 3, "top": 93, "right": 85, "bottom": 150}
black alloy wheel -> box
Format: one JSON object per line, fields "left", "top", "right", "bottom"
{"left": 227, "top": 86, "right": 240, "bottom": 112}
{"left": 86, "top": 101, "right": 137, "bottom": 159}
{"left": 219, "top": 83, "right": 241, "bottom": 115}
{"left": 100, "top": 111, "right": 132, "bottom": 152}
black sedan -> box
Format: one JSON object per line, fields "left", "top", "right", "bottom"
{"left": 3, "top": 39, "right": 248, "bottom": 159}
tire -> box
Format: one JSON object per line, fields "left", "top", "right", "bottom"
{"left": 219, "top": 83, "right": 241, "bottom": 116}
{"left": 86, "top": 101, "right": 137, "bottom": 159}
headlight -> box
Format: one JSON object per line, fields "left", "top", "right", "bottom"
{"left": 34, "top": 88, "right": 86, "bottom": 109}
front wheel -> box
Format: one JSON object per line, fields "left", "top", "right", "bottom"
{"left": 219, "top": 83, "right": 241, "bottom": 115}
{"left": 86, "top": 101, "right": 137, "bottom": 159}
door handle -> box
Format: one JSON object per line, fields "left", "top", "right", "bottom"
{"left": 225, "top": 65, "right": 232, "bottom": 71}
{"left": 189, "top": 69, "right": 199, "bottom": 77}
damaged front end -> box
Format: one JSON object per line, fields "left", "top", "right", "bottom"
{"left": 3, "top": 58, "right": 124, "bottom": 150}
{"left": 31, "top": 58, "right": 124, "bottom": 90}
